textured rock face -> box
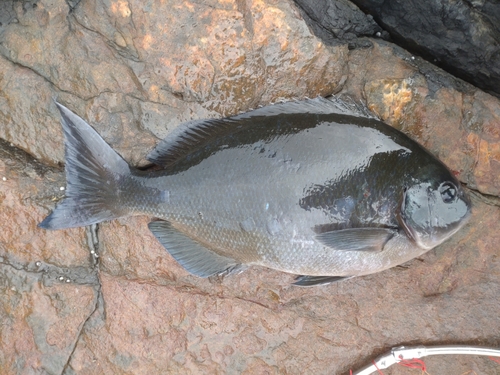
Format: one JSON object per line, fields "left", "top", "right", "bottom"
{"left": 0, "top": 0, "right": 347, "bottom": 165}
{"left": 0, "top": 140, "right": 99, "bottom": 374}
{"left": 347, "top": 0, "right": 500, "bottom": 98}
{"left": 0, "top": 0, "right": 499, "bottom": 374}
{"left": 294, "top": 0, "right": 383, "bottom": 46}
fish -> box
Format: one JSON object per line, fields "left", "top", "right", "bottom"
{"left": 39, "top": 97, "right": 471, "bottom": 286}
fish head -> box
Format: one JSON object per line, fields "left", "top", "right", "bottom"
{"left": 399, "top": 178, "right": 471, "bottom": 250}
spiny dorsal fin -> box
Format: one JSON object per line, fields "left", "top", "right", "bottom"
{"left": 146, "top": 118, "right": 237, "bottom": 167}
{"left": 234, "top": 96, "right": 375, "bottom": 120}
{"left": 147, "top": 96, "right": 375, "bottom": 167}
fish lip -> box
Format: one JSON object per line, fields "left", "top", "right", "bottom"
{"left": 398, "top": 205, "right": 472, "bottom": 251}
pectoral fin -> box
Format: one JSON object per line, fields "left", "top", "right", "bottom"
{"left": 148, "top": 221, "right": 240, "bottom": 278}
{"left": 315, "top": 227, "right": 396, "bottom": 252}
{"left": 293, "top": 275, "right": 351, "bottom": 287}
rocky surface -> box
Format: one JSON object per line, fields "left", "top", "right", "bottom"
{"left": 295, "top": 0, "right": 500, "bottom": 98}
{"left": 347, "top": 0, "right": 500, "bottom": 98}
{"left": 0, "top": 139, "right": 99, "bottom": 374}
{"left": 293, "top": 0, "right": 384, "bottom": 47}
{"left": 0, "top": 0, "right": 499, "bottom": 374}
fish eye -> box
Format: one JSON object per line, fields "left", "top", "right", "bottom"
{"left": 439, "top": 182, "right": 457, "bottom": 203}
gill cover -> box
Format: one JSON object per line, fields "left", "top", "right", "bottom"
{"left": 399, "top": 180, "right": 471, "bottom": 250}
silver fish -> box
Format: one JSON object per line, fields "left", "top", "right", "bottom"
{"left": 39, "top": 98, "right": 471, "bottom": 286}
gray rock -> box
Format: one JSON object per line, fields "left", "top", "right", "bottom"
{"left": 294, "top": 0, "right": 385, "bottom": 48}
{"left": 349, "top": 0, "right": 500, "bottom": 97}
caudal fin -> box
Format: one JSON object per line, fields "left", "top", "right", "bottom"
{"left": 39, "top": 102, "right": 130, "bottom": 230}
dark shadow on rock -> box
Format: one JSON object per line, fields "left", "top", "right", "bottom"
{"left": 295, "top": 0, "right": 500, "bottom": 98}
{"left": 350, "top": 0, "right": 500, "bottom": 98}
{"left": 293, "top": 0, "right": 386, "bottom": 49}
{"left": 0, "top": 138, "right": 55, "bottom": 178}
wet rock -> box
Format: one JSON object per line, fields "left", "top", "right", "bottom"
{"left": 293, "top": 0, "right": 384, "bottom": 47}
{"left": 0, "top": 0, "right": 347, "bottom": 164}
{"left": 72, "top": 0, "right": 346, "bottom": 111}
{"left": 0, "top": 138, "right": 99, "bottom": 375}
{"left": 348, "top": 0, "right": 500, "bottom": 98}
{"left": 0, "top": 0, "right": 499, "bottom": 374}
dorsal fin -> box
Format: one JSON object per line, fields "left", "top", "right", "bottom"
{"left": 147, "top": 96, "right": 375, "bottom": 167}
{"left": 234, "top": 96, "right": 374, "bottom": 120}
{"left": 147, "top": 118, "right": 237, "bottom": 167}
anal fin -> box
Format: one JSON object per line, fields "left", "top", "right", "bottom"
{"left": 293, "top": 275, "right": 351, "bottom": 287}
{"left": 148, "top": 221, "right": 240, "bottom": 278}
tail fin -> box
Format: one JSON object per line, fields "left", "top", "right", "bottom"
{"left": 39, "top": 102, "right": 130, "bottom": 230}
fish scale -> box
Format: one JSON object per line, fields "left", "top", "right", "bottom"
{"left": 39, "top": 98, "right": 471, "bottom": 286}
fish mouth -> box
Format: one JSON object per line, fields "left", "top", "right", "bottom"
{"left": 398, "top": 208, "right": 472, "bottom": 251}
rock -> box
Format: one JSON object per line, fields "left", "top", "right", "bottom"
{"left": 0, "top": 57, "right": 65, "bottom": 165}
{"left": 0, "top": 264, "right": 97, "bottom": 374}
{"left": 0, "top": 140, "right": 99, "bottom": 375}
{"left": 0, "top": 0, "right": 499, "bottom": 374}
{"left": 348, "top": 0, "right": 500, "bottom": 98}
{"left": 293, "top": 0, "right": 384, "bottom": 46}
{"left": 0, "top": 139, "right": 92, "bottom": 269}
{"left": 0, "top": 0, "right": 347, "bottom": 164}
